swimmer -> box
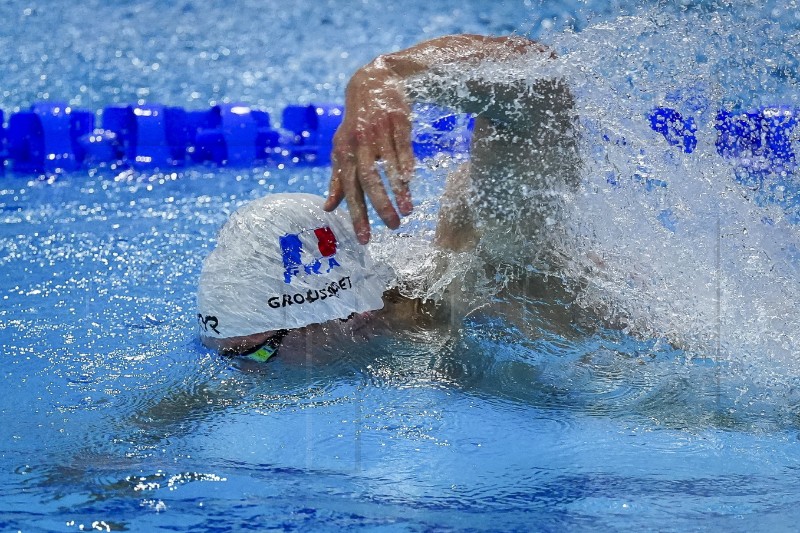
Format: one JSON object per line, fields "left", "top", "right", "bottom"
{"left": 198, "top": 34, "right": 580, "bottom": 360}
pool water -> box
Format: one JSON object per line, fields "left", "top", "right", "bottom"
{"left": 3, "top": 0, "right": 800, "bottom": 531}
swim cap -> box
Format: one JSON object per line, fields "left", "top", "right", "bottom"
{"left": 197, "top": 193, "right": 388, "bottom": 339}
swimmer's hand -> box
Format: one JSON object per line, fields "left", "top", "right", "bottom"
{"left": 324, "top": 60, "right": 415, "bottom": 244}
{"left": 325, "top": 34, "right": 549, "bottom": 243}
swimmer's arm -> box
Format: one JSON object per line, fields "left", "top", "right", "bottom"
{"left": 384, "top": 35, "right": 561, "bottom": 130}
{"left": 326, "top": 34, "right": 552, "bottom": 244}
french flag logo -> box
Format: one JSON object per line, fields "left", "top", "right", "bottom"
{"left": 280, "top": 226, "right": 341, "bottom": 284}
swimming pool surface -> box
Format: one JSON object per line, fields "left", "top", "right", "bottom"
{"left": 3, "top": 0, "right": 800, "bottom": 531}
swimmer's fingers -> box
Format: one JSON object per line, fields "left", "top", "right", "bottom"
{"left": 374, "top": 120, "right": 411, "bottom": 217}
{"left": 329, "top": 128, "right": 373, "bottom": 241}
{"left": 326, "top": 145, "right": 349, "bottom": 211}
{"left": 356, "top": 143, "right": 401, "bottom": 233}
{"left": 343, "top": 169, "right": 371, "bottom": 245}
{"left": 374, "top": 121, "right": 399, "bottom": 179}
{"left": 389, "top": 111, "right": 414, "bottom": 215}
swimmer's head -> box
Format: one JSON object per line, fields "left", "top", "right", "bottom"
{"left": 197, "top": 193, "right": 388, "bottom": 348}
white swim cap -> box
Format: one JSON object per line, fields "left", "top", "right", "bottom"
{"left": 197, "top": 193, "right": 387, "bottom": 339}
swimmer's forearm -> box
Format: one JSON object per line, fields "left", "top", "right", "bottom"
{"left": 345, "top": 35, "right": 544, "bottom": 110}
{"left": 376, "top": 34, "right": 549, "bottom": 79}
{"left": 352, "top": 34, "right": 560, "bottom": 128}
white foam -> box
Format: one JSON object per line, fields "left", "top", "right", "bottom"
{"left": 380, "top": 9, "right": 800, "bottom": 387}
{"left": 546, "top": 12, "right": 800, "bottom": 379}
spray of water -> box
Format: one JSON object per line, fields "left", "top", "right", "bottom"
{"left": 377, "top": 6, "right": 800, "bottom": 392}
{"left": 548, "top": 10, "right": 800, "bottom": 377}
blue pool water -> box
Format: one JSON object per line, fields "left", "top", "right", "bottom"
{"left": 3, "top": 0, "right": 800, "bottom": 531}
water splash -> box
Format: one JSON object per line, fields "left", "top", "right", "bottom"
{"left": 546, "top": 10, "right": 800, "bottom": 380}
{"left": 372, "top": 6, "right": 800, "bottom": 405}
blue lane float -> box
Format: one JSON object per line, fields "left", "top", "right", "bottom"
{"left": 410, "top": 104, "right": 473, "bottom": 161}
{"left": 7, "top": 103, "right": 94, "bottom": 173}
{"left": 648, "top": 107, "right": 697, "bottom": 154}
{"left": 101, "top": 104, "right": 189, "bottom": 168}
{"left": 714, "top": 107, "right": 797, "bottom": 172}
{"left": 1, "top": 101, "right": 350, "bottom": 174}
{"left": 0, "top": 101, "right": 797, "bottom": 184}
{"left": 188, "top": 104, "right": 275, "bottom": 166}
{"left": 644, "top": 105, "right": 800, "bottom": 228}
{"left": 649, "top": 105, "right": 798, "bottom": 170}
{"left": 281, "top": 104, "right": 343, "bottom": 165}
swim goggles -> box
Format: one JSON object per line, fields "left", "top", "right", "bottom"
{"left": 240, "top": 329, "right": 289, "bottom": 362}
